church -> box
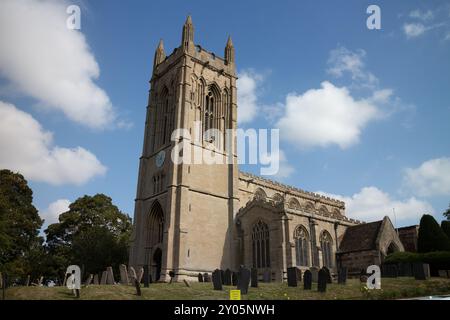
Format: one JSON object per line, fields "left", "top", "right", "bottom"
{"left": 128, "top": 16, "right": 404, "bottom": 282}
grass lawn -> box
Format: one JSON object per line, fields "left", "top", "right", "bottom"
{"left": 5, "top": 277, "right": 450, "bottom": 300}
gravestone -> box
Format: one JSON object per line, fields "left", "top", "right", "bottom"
{"left": 438, "top": 270, "right": 447, "bottom": 278}
{"left": 100, "top": 271, "right": 108, "bottom": 285}
{"left": 322, "top": 266, "right": 332, "bottom": 283}
{"left": 287, "top": 267, "right": 297, "bottom": 287}
{"left": 318, "top": 268, "right": 327, "bottom": 292}
{"left": 198, "top": 273, "right": 203, "bottom": 282}
{"left": 237, "top": 266, "right": 251, "bottom": 295}
{"left": 310, "top": 267, "right": 319, "bottom": 282}
{"left": 263, "top": 269, "right": 271, "bottom": 283}
{"left": 25, "top": 275, "right": 30, "bottom": 287}
{"left": 136, "top": 267, "right": 144, "bottom": 284}
{"left": 413, "top": 263, "right": 430, "bottom": 280}
{"left": 250, "top": 268, "right": 258, "bottom": 288}
{"left": 133, "top": 277, "right": 141, "bottom": 296}
{"left": 129, "top": 266, "right": 137, "bottom": 284}
{"left": 224, "top": 269, "right": 232, "bottom": 285}
{"left": 220, "top": 270, "right": 225, "bottom": 285}
{"left": 106, "top": 267, "right": 115, "bottom": 284}
{"left": 232, "top": 272, "right": 238, "bottom": 286}
{"left": 303, "top": 270, "right": 312, "bottom": 290}
{"left": 119, "top": 264, "right": 129, "bottom": 285}
{"left": 296, "top": 268, "right": 302, "bottom": 283}
{"left": 337, "top": 267, "right": 347, "bottom": 285}
{"left": 93, "top": 274, "right": 99, "bottom": 285}
{"left": 212, "top": 269, "right": 223, "bottom": 290}
{"left": 203, "top": 273, "right": 210, "bottom": 282}
{"left": 85, "top": 274, "right": 93, "bottom": 286}
{"left": 143, "top": 265, "right": 150, "bottom": 287}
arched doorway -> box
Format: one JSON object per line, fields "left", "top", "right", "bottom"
{"left": 153, "top": 247, "right": 162, "bottom": 281}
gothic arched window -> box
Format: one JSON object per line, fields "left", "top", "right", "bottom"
{"left": 320, "top": 231, "right": 333, "bottom": 268}
{"left": 252, "top": 220, "right": 270, "bottom": 269}
{"left": 148, "top": 201, "right": 164, "bottom": 247}
{"left": 294, "top": 225, "right": 309, "bottom": 266}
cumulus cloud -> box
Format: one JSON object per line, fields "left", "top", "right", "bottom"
{"left": 403, "top": 23, "right": 428, "bottom": 38}
{"left": 318, "top": 187, "right": 434, "bottom": 225}
{"left": 0, "top": 0, "right": 115, "bottom": 129}
{"left": 403, "top": 157, "right": 450, "bottom": 197}
{"left": 40, "top": 199, "right": 71, "bottom": 227}
{"left": 237, "top": 70, "right": 263, "bottom": 124}
{"left": 276, "top": 81, "right": 380, "bottom": 149}
{"left": 0, "top": 101, "right": 107, "bottom": 185}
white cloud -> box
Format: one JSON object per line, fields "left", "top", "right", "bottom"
{"left": 318, "top": 187, "right": 434, "bottom": 225}
{"left": 409, "top": 9, "right": 434, "bottom": 21}
{"left": 403, "top": 157, "right": 450, "bottom": 197}
{"left": 403, "top": 23, "right": 427, "bottom": 38}
{"left": 40, "top": 199, "right": 71, "bottom": 226}
{"left": 237, "top": 70, "right": 262, "bottom": 124}
{"left": 276, "top": 81, "right": 380, "bottom": 149}
{"left": 327, "top": 46, "right": 378, "bottom": 88}
{"left": 260, "top": 149, "right": 295, "bottom": 179}
{"left": 0, "top": 101, "right": 107, "bottom": 185}
{"left": 0, "top": 0, "right": 115, "bottom": 129}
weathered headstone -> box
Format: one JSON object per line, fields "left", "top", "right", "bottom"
{"left": 203, "top": 273, "right": 210, "bottom": 282}
{"left": 132, "top": 277, "right": 141, "bottom": 296}
{"left": 93, "top": 274, "right": 99, "bottom": 285}
{"left": 220, "top": 269, "right": 225, "bottom": 285}
{"left": 25, "top": 274, "right": 30, "bottom": 287}
{"left": 263, "top": 269, "right": 271, "bottom": 283}
{"left": 303, "top": 270, "right": 312, "bottom": 290}
{"left": 337, "top": 267, "right": 347, "bottom": 285}
{"left": 128, "top": 266, "right": 137, "bottom": 284}
{"left": 106, "top": 266, "right": 115, "bottom": 284}
{"left": 100, "top": 271, "right": 108, "bottom": 285}
{"left": 322, "top": 266, "right": 332, "bottom": 283}
{"left": 119, "top": 264, "right": 129, "bottom": 285}
{"left": 438, "top": 270, "right": 447, "bottom": 278}
{"left": 224, "top": 269, "right": 232, "bottom": 285}
{"left": 237, "top": 267, "right": 251, "bottom": 295}
{"left": 296, "top": 268, "right": 302, "bottom": 282}
{"left": 84, "top": 274, "right": 93, "bottom": 286}
{"left": 231, "top": 272, "right": 238, "bottom": 286}
{"left": 318, "top": 268, "right": 327, "bottom": 292}
{"left": 250, "top": 268, "right": 258, "bottom": 288}
{"left": 136, "top": 267, "right": 144, "bottom": 284}
{"left": 413, "top": 263, "right": 430, "bottom": 280}
{"left": 143, "top": 265, "right": 150, "bottom": 287}
{"left": 212, "top": 269, "right": 223, "bottom": 290}
{"left": 198, "top": 273, "right": 203, "bottom": 282}
{"left": 287, "top": 267, "right": 297, "bottom": 287}
{"left": 310, "top": 267, "right": 319, "bottom": 282}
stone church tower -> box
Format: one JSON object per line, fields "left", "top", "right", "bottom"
{"left": 129, "top": 16, "right": 239, "bottom": 281}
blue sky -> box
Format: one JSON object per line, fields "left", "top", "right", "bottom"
{"left": 1, "top": 0, "right": 449, "bottom": 231}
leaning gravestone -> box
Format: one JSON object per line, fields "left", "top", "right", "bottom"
{"left": 232, "top": 272, "right": 238, "bottom": 286}
{"left": 322, "top": 266, "right": 332, "bottom": 283}
{"left": 143, "top": 265, "right": 150, "bottom": 287}
{"left": 303, "top": 270, "right": 312, "bottom": 290}
{"left": 287, "top": 267, "right": 298, "bottom": 287}
{"left": 119, "top": 264, "right": 129, "bottom": 285}
{"left": 212, "top": 269, "right": 223, "bottom": 290}
{"left": 237, "top": 266, "right": 251, "bottom": 295}
{"left": 93, "top": 274, "right": 99, "bottom": 285}
{"left": 203, "top": 273, "right": 210, "bottom": 282}
{"left": 263, "top": 269, "right": 271, "bottom": 283}
{"left": 136, "top": 267, "right": 144, "bottom": 284}
{"left": 337, "top": 267, "right": 347, "bottom": 285}
{"left": 310, "top": 267, "right": 319, "bottom": 282}
{"left": 413, "top": 263, "right": 430, "bottom": 280}
{"left": 106, "top": 267, "right": 115, "bottom": 284}
{"left": 100, "top": 271, "right": 108, "bottom": 285}
{"left": 198, "top": 273, "right": 203, "bottom": 282}
{"left": 318, "top": 268, "right": 327, "bottom": 292}
{"left": 251, "top": 268, "right": 258, "bottom": 288}
{"left": 224, "top": 269, "right": 232, "bottom": 285}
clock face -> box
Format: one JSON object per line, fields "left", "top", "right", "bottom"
{"left": 155, "top": 150, "right": 165, "bottom": 168}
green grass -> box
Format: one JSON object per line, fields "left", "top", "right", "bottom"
{"left": 5, "top": 277, "right": 450, "bottom": 300}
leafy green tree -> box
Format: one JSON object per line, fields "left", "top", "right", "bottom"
{"left": 441, "top": 220, "right": 450, "bottom": 240}
{"left": 444, "top": 203, "right": 450, "bottom": 220}
{"left": 0, "top": 169, "right": 43, "bottom": 279}
{"left": 45, "top": 194, "right": 131, "bottom": 277}
{"left": 418, "top": 214, "right": 450, "bottom": 253}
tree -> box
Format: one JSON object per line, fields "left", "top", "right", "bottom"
{"left": 417, "top": 214, "right": 450, "bottom": 253}
{"left": 0, "top": 169, "right": 43, "bottom": 279}
{"left": 45, "top": 194, "right": 132, "bottom": 277}
{"left": 442, "top": 220, "right": 450, "bottom": 240}
{"left": 444, "top": 203, "right": 450, "bottom": 220}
